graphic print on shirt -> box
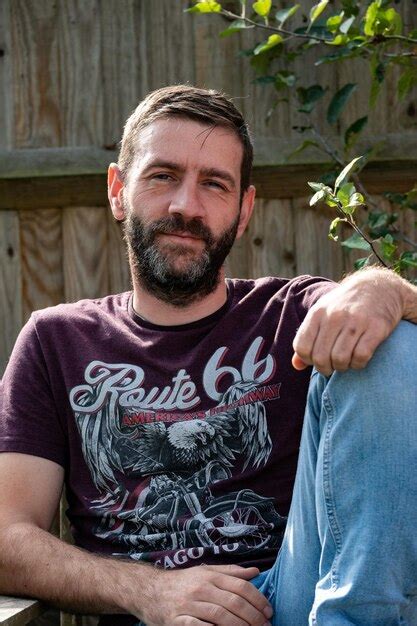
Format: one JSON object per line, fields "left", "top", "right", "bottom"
{"left": 69, "top": 336, "right": 286, "bottom": 568}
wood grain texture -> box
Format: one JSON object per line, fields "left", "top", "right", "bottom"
{"left": 225, "top": 228, "right": 250, "bottom": 279}
{"left": 9, "top": 0, "right": 62, "bottom": 148}
{"left": 57, "top": 0, "right": 104, "bottom": 146}
{"left": 0, "top": 211, "right": 22, "bottom": 376}
{"left": 0, "top": 596, "right": 44, "bottom": 626}
{"left": 0, "top": 0, "right": 12, "bottom": 150}
{"left": 134, "top": 1, "right": 197, "bottom": 92}
{"left": 1, "top": 157, "right": 415, "bottom": 211}
{"left": 107, "top": 213, "right": 131, "bottom": 294}
{"left": 20, "top": 208, "right": 64, "bottom": 321}
{"left": 63, "top": 207, "right": 109, "bottom": 302}
{"left": 247, "top": 199, "right": 296, "bottom": 279}
{"left": 293, "top": 197, "right": 345, "bottom": 280}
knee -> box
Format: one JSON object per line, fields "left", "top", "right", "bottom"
{"left": 323, "top": 320, "right": 416, "bottom": 428}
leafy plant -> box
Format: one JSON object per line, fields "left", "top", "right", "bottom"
{"left": 186, "top": 0, "right": 417, "bottom": 281}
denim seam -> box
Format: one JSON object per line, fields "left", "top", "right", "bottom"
{"left": 321, "top": 389, "right": 343, "bottom": 590}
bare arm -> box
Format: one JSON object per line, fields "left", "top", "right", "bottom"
{"left": 0, "top": 453, "right": 272, "bottom": 626}
{"left": 293, "top": 267, "right": 417, "bottom": 376}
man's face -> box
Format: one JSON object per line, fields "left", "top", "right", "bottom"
{"left": 110, "top": 117, "right": 255, "bottom": 306}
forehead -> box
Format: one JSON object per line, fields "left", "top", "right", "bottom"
{"left": 131, "top": 117, "right": 243, "bottom": 175}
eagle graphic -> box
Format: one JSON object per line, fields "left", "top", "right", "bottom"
{"left": 75, "top": 380, "right": 272, "bottom": 509}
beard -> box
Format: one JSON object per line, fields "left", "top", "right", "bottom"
{"left": 123, "top": 210, "right": 240, "bottom": 307}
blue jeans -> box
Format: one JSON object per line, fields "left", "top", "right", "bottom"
{"left": 253, "top": 320, "right": 417, "bottom": 624}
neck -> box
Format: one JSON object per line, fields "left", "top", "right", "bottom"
{"left": 131, "top": 268, "right": 228, "bottom": 326}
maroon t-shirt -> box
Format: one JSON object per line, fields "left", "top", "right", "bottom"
{"left": 0, "top": 276, "right": 333, "bottom": 572}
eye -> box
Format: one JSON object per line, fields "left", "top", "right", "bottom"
{"left": 204, "top": 180, "right": 227, "bottom": 191}
{"left": 151, "top": 172, "right": 175, "bottom": 182}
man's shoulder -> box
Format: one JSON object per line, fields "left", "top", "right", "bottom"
{"left": 31, "top": 291, "right": 132, "bottom": 329}
{"left": 228, "top": 275, "right": 335, "bottom": 297}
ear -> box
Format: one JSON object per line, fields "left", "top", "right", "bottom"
{"left": 108, "top": 163, "right": 125, "bottom": 221}
{"left": 236, "top": 185, "right": 256, "bottom": 239}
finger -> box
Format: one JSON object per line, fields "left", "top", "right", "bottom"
{"left": 309, "top": 319, "right": 343, "bottom": 376}
{"left": 214, "top": 573, "right": 273, "bottom": 619}
{"left": 205, "top": 564, "right": 259, "bottom": 579}
{"left": 293, "top": 309, "right": 321, "bottom": 366}
{"left": 190, "top": 600, "right": 253, "bottom": 626}
{"left": 350, "top": 324, "right": 390, "bottom": 369}
{"left": 173, "top": 617, "right": 213, "bottom": 626}
{"left": 330, "top": 325, "right": 365, "bottom": 372}
{"left": 207, "top": 587, "right": 271, "bottom": 626}
{"left": 292, "top": 352, "right": 308, "bottom": 370}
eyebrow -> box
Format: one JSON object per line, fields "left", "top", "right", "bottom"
{"left": 142, "top": 159, "right": 237, "bottom": 189}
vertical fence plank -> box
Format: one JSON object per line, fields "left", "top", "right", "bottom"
{"left": 20, "top": 208, "right": 64, "bottom": 322}
{"left": 248, "top": 199, "right": 296, "bottom": 279}
{"left": 107, "top": 214, "right": 131, "bottom": 294}
{"left": 0, "top": 0, "right": 12, "bottom": 150}
{"left": 225, "top": 229, "right": 250, "bottom": 279}
{"left": 0, "top": 211, "right": 22, "bottom": 376}
{"left": 294, "top": 197, "right": 345, "bottom": 280}
{"left": 63, "top": 207, "right": 109, "bottom": 302}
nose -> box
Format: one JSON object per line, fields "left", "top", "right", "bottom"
{"left": 168, "top": 178, "right": 205, "bottom": 220}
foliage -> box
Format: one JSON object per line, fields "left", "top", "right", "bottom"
{"left": 187, "top": 0, "right": 417, "bottom": 281}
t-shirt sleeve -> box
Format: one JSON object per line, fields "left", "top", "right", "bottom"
{"left": 0, "top": 314, "right": 67, "bottom": 467}
{"left": 291, "top": 275, "right": 337, "bottom": 323}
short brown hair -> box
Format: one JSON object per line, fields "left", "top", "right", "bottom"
{"left": 118, "top": 85, "right": 253, "bottom": 195}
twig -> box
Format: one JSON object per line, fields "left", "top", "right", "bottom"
{"left": 221, "top": 9, "right": 331, "bottom": 44}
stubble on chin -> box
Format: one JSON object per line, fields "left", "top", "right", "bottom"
{"left": 123, "top": 211, "right": 239, "bottom": 307}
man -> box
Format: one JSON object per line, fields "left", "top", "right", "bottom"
{"left": 0, "top": 85, "right": 416, "bottom": 626}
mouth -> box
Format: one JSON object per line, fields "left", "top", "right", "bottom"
{"left": 159, "top": 232, "right": 204, "bottom": 243}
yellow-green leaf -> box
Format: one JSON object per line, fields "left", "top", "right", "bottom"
{"left": 275, "top": 4, "right": 300, "bottom": 26}
{"left": 309, "top": 0, "right": 329, "bottom": 28}
{"left": 186, "top": 0, "right": 222, "bottom": 13}
{"left": 334, "top": 156, "right": 363, "bottom": 190}
{"left": 253, "top": 34, "right": 283, "bottom": 55}
{"left": 252, "top": 0, "right": 271, "bottom": 17}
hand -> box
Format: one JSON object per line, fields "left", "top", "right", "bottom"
{"left": 141, "top": 564, "right": 273, "bottom": 626}
{"left": 292, "top": 268, "right": 414, "bottom": 376}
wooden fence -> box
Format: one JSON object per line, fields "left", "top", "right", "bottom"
{"left": 0, "top": 2, "right": 416, "bottom": 622}
{"left": 1, "top": 0, "right": 416, "bottom": 374}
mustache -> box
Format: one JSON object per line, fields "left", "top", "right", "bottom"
{"left": 144, "top": 215, "right": 215, "bottom": 245}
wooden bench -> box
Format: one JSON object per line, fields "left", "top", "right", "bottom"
{"left": 0, "top": 596, "right": 44, "bottom": 626}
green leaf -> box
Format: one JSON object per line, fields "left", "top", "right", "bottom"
{"left": 399, "top": 251, "right": 417, "bottom": 269}
{"left": 370, "top": 61, "right": 386, "bottom": 108}
{"left": 253, "top": 0, "right": 271, "bottom": 17}
{"left": 341, "top": 233, "right": 371, "bottom": 251}
{"left": 308, "top": 182, "right": 326, "bottom": 192}
{"left": 328, "top": 217, "right": 344, "bottom": 241}
{"left": 254, "top": 34, "right": 283, "bottom": 55}
{"left": 310, "top": 189, "right": 327, "bottom": 206}
{"left": 220, "top": 19, "right": 253, "bottom": 37}
{"left": 329, "top": 34, "right": 349, "bottom": 46}
{"left": 327, "top": 83, "right": 357, "bottom": 124}
{"left": 309, "top": 0, "right": 329, "bottom": 29}
{"left": 275, "top": 4, "right": 300, "bottom": 26}
{"left": 326, "top": 13, "right": 344, "bottom": 32}
{"left": 398, "top": 68, "right": 417, "bottom": 101}
{"left": 297, "top": 84, "right": 327, "bottom": 113}
{"left": 347, "top": 192, "right": 365, "bottom": 207}
{"left": 344, "top": 116, "right": 368, "bottom": 151}
{"left": 316, "top": 46, "right": 357, "bottom": 65}
{"left": 187, "top": 0, "right": 222, "bottom": 13}
{"left": 380, "top": 234, "right": 397, "bottom": 260}
{"left": 334, "top": 156, "right": 363, "bottom": 190}
{"left": 275, "top": 71, "right": 297, "bottom": 89}
{"left": 364, "top": 1, "right": 380, "bottom": 37}
{"left": 354, "top": 256, "right": 372, "bottom": 270}
{"left": 337, "top": 182, "right": 356, "bottom": 206}
{"left": 340, "top": 15, "right": 355, "bottom": 34}
{"left": 286, "top": 140, "right": 320, "bottom": 160}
